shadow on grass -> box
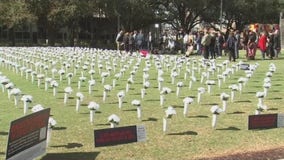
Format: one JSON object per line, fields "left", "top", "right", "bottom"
{"left": 142, "top": 117, "right": 158, "bottom": 122}
{"left": 268, "top": 108, "right": 278, "bottom": 111}
{"left": 50, "top": 143, "right": 83, "bottom": 149}
{"left": 123, "top": 109, "right": 136, "bottom": 112}
{"left": 52, "top": 127, "right": 67, "bottom": 131}
{"left": 80, "top": 111, "right": 102, "bottom": 115}
{"left": 269, "top": 97, "right": 282, "bottom": 100}
{"left": 188, "top": 115, "right": 209, "bottom": 118}
{"left": 217, "top": 126, "right": 241, "bottom": 131}
{"left": 96, "top": 123, "right": 109, "bottom": 126}
{"left": 227, "top": 111, "right": 246, "bottom": 114}
{"left": 108, "top": 101, "right": 127, "bottom": 105}
{"left": 235, "top": 100, "right": 252, "bottom": 103}
{"left": 41, "top": 151, "right": 100, "bottom": 160}
{"left": 0, "top": 152, "right": 4, "bottom": 155}
{"left": 245, "top": 91, "right": 257, "bottom": 94}
{"left": 145, "top": 99, "right": 160, "bottom": 102}
{"left": 81, "top": 103, "right": 88, "bottom": 107}
{"left": 274, "top": 84, "right": 282, "bottom": 86}
{"left": 271, "top": 90, "right": 280, "bottom": 92}
{"left": 130, "top": 93, "right": 141, "bottom": 96}
{"left": 203, "top": 103, "right": 219, "bottom": 106}
{"left": 172, "top": 105, "right": 184, "bottom": 108}
{"left": 168, "top": 130, "right": 198, "bottom": 136}
{"left": 0, "top": 131, "right": 8, "bottom": 136}
{"left": 57, "top": 97, "right": 75, "bottom": 100}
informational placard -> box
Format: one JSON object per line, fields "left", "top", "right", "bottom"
{"left": 94, "top": 125, "right": 146, "bottom": 147}
{"left": 277, "top": 114, "right": 284, "bottom": 127}
{"left": 240, "top": 64, "right": 250, "bottom": 70}
{"left": 248, "top": 114, "right": 278, "bottom": 130}
{"left": 6, "top": 108, "right": 50, "bottom": 160}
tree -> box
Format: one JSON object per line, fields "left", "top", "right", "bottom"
{"left": 27, "top": 0, "right": 97, "bottom": 46}
{"left": 152, "top": 0, "right": 217, "bottom": 32}
{"left": 96, "top": 0, "right": 157, "bottom": 31}
{"left": 0, "top": 0, "right": 35, "bottom": 46}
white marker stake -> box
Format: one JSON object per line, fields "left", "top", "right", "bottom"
{"left": 112, "top": 79, "right": 116, "bottom": 88}
{"left": 76, "top": 99, "right": 80, "bottom": 112}
{"left": 212, "top": 114, "right": 217, "bottom": 128}
{"left": 222, "top": 101, "right": 227, "bottom": 112}
{"left": 53, "top": 87, "right": 57, "bottom": 97}
{"left": 231, "top": 91, "right": 235, "bottom": 102}
{"left": 46, "top": 128, "right": 52, "bottom": 147}
{"left": 141, "top": 88, "right": 145, "bottom": 99}
{"left": 176, "top": 87, "right": 180, "bottom": 97}
{"left": 126, "top": 84, "right": 129, "bottom": 92}
{"left": 197, "top": 93, "right": 201, "bottom": 104}
{"left": 160, "top": 95, "right": 164, "bottom": 107}
{"left": 183, "top": 103, "right": 189, "bottom": 117}
{"left": 137, "top": 106, "right": 142, "bottom": 121}
{"left": 163, "top": 117, "right": 167, "bottom": 133}
{"left": 90, "top": 110, "right": 94, "bottom": 123}
{"left": 110, "top": 122, "right": 116, "bottom": 128}
{"left": 64, "top": 93, "right": 68, "bottom": 105}
{"left": 118, "top": 98, "right": 123, "bottom": 109}
{"left": 23, "top": 102, "right": 28, "bottom": 115}
{"left": 14, "top": 96, "right": 19, "bottom": 106}
{"left": 103, "top": 91, "right": 107, "bottom": 103}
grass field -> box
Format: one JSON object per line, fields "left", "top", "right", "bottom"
{"left": 0, "top": 47, "right": 284, "bottom": 160}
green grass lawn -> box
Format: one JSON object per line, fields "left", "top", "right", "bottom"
{"left": 0, "top": 48, "right": 284, "bottom": 160}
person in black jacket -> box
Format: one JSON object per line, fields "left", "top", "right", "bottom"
{"left": 226, "top": 31, "right": 236, "bottom": 62}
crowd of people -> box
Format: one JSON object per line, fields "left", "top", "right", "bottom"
{"left": 115, "top": 25, "right": 281, "bottom": 61}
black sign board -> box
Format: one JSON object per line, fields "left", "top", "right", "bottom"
{"left": 248, "top": 114, "right": 278, "bottom": 130}
{"left": 94, "top": 125, "right": 146, "bottom": 147}
{"left": 6, "top": 108, "right": 50, "bottom": 160}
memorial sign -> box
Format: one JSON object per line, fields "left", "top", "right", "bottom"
{"left": 6, "top": 108, "right": 50, "bottom": 160}
{"left": 248, "top": 114, "right": 278, "bottom": 130}
{"left": 94, "top": 125, "right": 146, "bottom": 147}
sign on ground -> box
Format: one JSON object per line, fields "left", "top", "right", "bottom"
{"left": 6, "top": 108, "right": 50, "bottom": 160}
{"left": 94, "top": 125, "right": 146, "bottom": 147}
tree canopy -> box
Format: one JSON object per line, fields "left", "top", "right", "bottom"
{"left": 0, "top": 0, "right": 281, "bottom": 46}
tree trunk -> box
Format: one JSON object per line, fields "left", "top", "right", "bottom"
{"left": 8, "top": 27, "right": 15, "bottom": 46}
{"left": 47, "top": 23, "right": 56, "bottom": 46}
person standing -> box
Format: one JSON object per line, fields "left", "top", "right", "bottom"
{"left": 128, "top": 32, "right": 135, "bottom": 55}
{"left": 133, "top": 30, "right": 138, "bottom": 51}
{"left": 216, "top": 31, "right": 224, "bottom": 57}
{"left": 201, "top": 28, "right": 211, "bottom": 59}
{"left": 267, "top": 31, "right": 275, "bottom": 59}
{"left": 183, "top": 32, "right": 189, "bottom": 54}
{"left": 122, "top": 32, "right": 129, "bottom": 53}
{"left": 136, "top": 30, "right": 144, "bottom": 50}
{"left": 195, "top": 31, "right": 203, "bottom": 55}
{"left": 258, "top": 31, "right": 268, "bottom": 60}
{"left": 226, "top": 31, "right": 236, "bottom": 62}
{"left": 147, "top": 31, "right": 153, "bottom": 52}
{"left": 273, "top": 26, "right": 281, "bottom": 58}
{"left": 209, "top": 32, "right": 216, "bottom": 59}
{"left": 115, "top": 30, "right": 124, "bottom": 51}
{"left": 234, "top": 30, "right": 241, "bottom": 59}
{"left": 247, "top": 30, "right": 257, "bottom": 60}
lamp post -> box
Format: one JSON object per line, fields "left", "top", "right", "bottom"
{"left": 220, "top": 0, "right": 223, "bottom": 30}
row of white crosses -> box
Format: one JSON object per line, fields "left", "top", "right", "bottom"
{"left": 0, "top": 72, "right": 33, "bottom": 115}
{"left": 0, "top": 71, "right": 56, "bottom": 146}
{"left": 0, "top": 47, "right": 259, "bottom": 131}
{"left": 255, "top": 63, "right": 276, "bottom": 115}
